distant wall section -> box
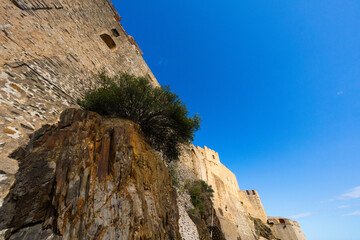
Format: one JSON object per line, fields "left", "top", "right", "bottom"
{"left": 267, "top": 217, "right": 307, "bottom": 240}
{"left": 179, "top": 145, "right": 307, "bottom": 240}
{"left": 180, "top": 145, "right": 258, "bottom": 240}
{"left": 239, "top": 190, "right": 267, "bottom": 223}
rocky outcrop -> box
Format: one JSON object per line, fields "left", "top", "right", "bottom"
{"left": 177, "top": 199, "right": 199, "bottom": 240}
{"left": 187, "top": 197, "right": 225, "bottom": 240}
{"left": 0, "top": 109, "right": 181, "bottom": 239}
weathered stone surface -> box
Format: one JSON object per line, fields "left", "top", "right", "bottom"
{"left": 187, "top": 196, "right": 225, "bottom": 240}
{"left": 252, "top": 217, "right": 276, "bottom": 240}
{"left": 0, "top": 0, "right": 158, "bottom": 180}
{"left": 177, "top": 198, "right": 199, "bottom": 240}
{"left": 239, "top": 190, "right": 268, "bottom": 223}
{"left": 267, "top": 217, "right": 306, "bottom": 240}
{"left": 178, "top": 145, "right": 307, "bottom": 240}
{"left": 0, "top": 109, "right": 181, "bottom": 239}
{"left": 0, "top": 172, "right": 14, "bottom": 207}
{"left": 179, "top": 145, "right": 257, "bottom": 240}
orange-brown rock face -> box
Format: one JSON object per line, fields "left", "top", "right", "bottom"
{"left": 0, "top": 109, "right": 181, "bottom": 240}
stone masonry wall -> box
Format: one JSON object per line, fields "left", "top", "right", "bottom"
{"left": 179, "top": 145, "right": 258, "bottom": 240}
{"left": 179, "top": 145, "right": 307, "bottom": 240}
{"left": 267, "top": 218, "right": 307, "bottom": 240}
{"left": 0, "top": 0, "right": 158, "bottom": 180}
{"left": 239, "top": 190, "right": 268, "bottom": 223}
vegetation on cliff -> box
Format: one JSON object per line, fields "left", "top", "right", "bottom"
{"left": 186, "top": 180, "right": 214, "bottom": 216}
{"left": 78, "top": 73, "right": 201, "bottom": 160}
{"left": 252, "top": 217, "right": 277, "bottom": 240}
{"left": 185, "top": 180, "right": 225, "bottom": 240}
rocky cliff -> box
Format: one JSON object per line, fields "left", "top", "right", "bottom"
{"left": 0, "top": 109, "right": 180, "bottom": 239}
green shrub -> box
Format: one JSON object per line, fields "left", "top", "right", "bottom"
{"left": 185, "top": 180, "right": 214, "bottom": 216}
{"left": 188, "top": 208, "right": 197, "bottom": 216}
{"left": 168, "top": 163, "right": 180, "bottom": 187}
{"left": 78, "top": 73, "right": 200, "bottom": 160}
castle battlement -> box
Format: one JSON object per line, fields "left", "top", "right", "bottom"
{"left": 267, "top": 217, "right": 306, "bottom": 240}
{"left": 195, "top": 145, "right": 220, "bottom": 164}
{"left": 239, "top": 190, "right": 268, "bottom": 223}
{"left": 267, "top": 217, "right": 300, "bottom": 227}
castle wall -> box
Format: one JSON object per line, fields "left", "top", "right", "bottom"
{"left": 0, "top": 0, "right": 158, "bottom": 176}
{"left": 267, "top": 218, "right": 307, "bottom": 240}
{"left": 179, "top": 145, "right": 307, "bottom": 240}
{"left": 239, "top": 190, "right": 268, "bottom": 223}
{"left": 180, "top": 145, "right": 258, "bottom": 240}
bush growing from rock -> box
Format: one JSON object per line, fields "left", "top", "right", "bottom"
{"left": 78, "top": 73, "right": 200, "bottom": 160}
{"left": 168, "top": 163, "right": 180, "bottom": 187}
{"left": 186, "top": 180, "right": 214, "bottom": 216}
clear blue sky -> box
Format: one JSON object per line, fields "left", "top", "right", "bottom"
{"left": 113, "top": 1, "right": 360, "bottom": 239}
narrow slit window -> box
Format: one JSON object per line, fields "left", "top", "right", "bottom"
{"left": 111, "top": 28, "right": 120, "bottom": 37}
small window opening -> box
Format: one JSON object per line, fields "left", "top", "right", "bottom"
{"left": 267, "top": 219, "right": 274, "bottom": 225}
{"left": 111, "top": 28, "right": 120, "bottom": 37}
{"left": 100, "top": 34, "right": 116, "bottom": 49}
{"left": 213, "top": 155, "right": 215, "bottom": 159}
{"left": 146, "top": 73, "right": 154, "bottom": 83}
{"left": 218, "top": 208, "right": 223, "bottom": 216}
{"left": 246, "top": 190, "right": 251, "bottom": 195}
{"left": 252, "top": 190, "right": 256, "bottom": 195}
{"left": 279, "top": 219, "right": 286, "bottom": 224}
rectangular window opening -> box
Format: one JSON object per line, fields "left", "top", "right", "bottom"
{"left": 111, "top": 28, "right": 120, "bottom": 37}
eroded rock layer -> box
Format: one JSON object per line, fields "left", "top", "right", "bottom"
{"left": 0, "top": 109, "right": 181, "bottom": 240}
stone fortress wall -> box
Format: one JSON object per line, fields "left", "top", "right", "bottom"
{"left": 180, "top": 145, "right": 257, "bottom": 240}
{"left": 238, "top": 190, "right": 268, "bottom": 223}
{"left": 267, "top": 217, "right": 307, "bottom": 240}
{"left": 0, "top": 0, "right": 157, "bottom": 208}
{"left": 179, "top": 145, "right": 307, "bottom": 240}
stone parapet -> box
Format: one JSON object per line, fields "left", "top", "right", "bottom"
{"left": 267, "top": 217, "right": 307, "bottom": 240}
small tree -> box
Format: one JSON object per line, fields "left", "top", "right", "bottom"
{"left": 78, "top": 73, "right": 200, "bottom": 160}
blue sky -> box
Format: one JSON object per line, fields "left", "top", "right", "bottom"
{"left": 114, "top": 1, "right": 360, "bottom": 239}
